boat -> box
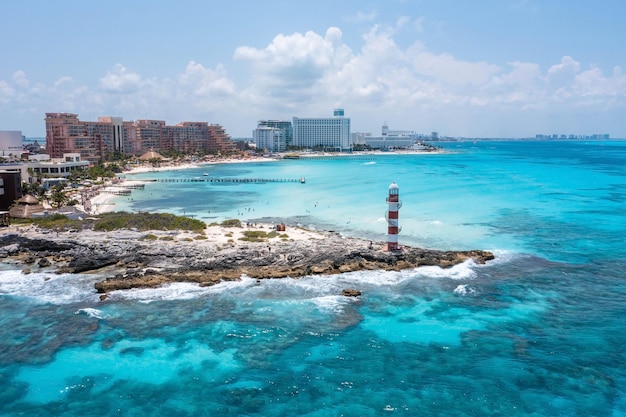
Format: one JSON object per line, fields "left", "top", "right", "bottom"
{"left": 300, "top": 177, "right": 306, "bottom": 183}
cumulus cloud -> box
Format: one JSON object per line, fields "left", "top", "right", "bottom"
{"left": 12, "top": 71, "right": 29, "bottom": 88}
{"left": 179, "top": 61, "right": 236, "bottom": 97}
{"left": 100, "top": 64, "right": 143, "bottom": 93}
{"left": 1, "top": 23, "right": 626, "bottom": 137}
{"left": 347, "top": 10, "right": 378, "bottom": 23}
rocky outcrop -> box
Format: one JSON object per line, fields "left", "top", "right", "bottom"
{"left": 0, "top": 229, "right": 494, "bottom": 295}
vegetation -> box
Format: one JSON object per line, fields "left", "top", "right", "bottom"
{"left": 29, "top": 212, "right": 206, "bottom": 233}
{"left": 220, "top": 219, "right": 242, "bottom": 227}
{"left": 93, "top": 212, "right": 206, "bottom": 233}
{"left": 50, "top": 184, "right": 69, "bottom": 208}
{"left": 20, "top": 182, "right": 46, "bottom": 198}
{"left": 239, "top": 230, "right": 280, "bottom": 242}
{"left": 66, "top": 162, "right": 119, "bottom": 182}
{"left": 32, "top": 213, "right": 83, "bottom": 231}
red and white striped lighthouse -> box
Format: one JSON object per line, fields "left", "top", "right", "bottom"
{"left": 386, "top": 182, "right": 402, "bottom": 251}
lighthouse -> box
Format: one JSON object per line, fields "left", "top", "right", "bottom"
{"left": 386, "top": 182, "right": 402, "bottom": 251}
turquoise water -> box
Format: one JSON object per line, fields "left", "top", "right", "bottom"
{"left": 1, "top": 140, "right": 626, "bottom": 416}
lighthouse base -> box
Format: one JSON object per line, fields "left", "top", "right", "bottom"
{"left": 383, "top": 243, "right": 403, "bottom": 253}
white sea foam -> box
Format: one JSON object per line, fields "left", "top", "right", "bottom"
{"left": 310, "top": 295, "right": 353, "bottom": 313}
{"left": 74, "top": 308, "right": 110, "bottom": 319}
{"left": 0, "top": 251, "right": 497, "bottom": 305}
{"left": 454, "top": 284, "right": 478, "bottom": 296}
{"left": 0, "top": 269, "right": 101, "bottom": 304}
{"left": 413, "top": 259, "right": 478, "bottom": 280}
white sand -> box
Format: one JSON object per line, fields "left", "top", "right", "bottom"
{"left": 202, "top": 222, "right": 325, "bottom": 247}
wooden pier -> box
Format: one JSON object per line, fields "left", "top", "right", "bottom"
{"left": 299, "top": 156, "right": 376, "bottom": 161}
{"left": 151, "top": 177, "right": 305, "bottom": 184}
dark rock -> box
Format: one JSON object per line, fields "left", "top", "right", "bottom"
{"left": 342, "top": 289, "right": 362, "bottom": 297}
{"left": 68, "top": 255, "right": 117, "bottom": 273}
{"left": 38, "top": 257, "right": 52, "bottom": 267}
{"left": 0, "top": 227, "right": 494, "bottom": 294}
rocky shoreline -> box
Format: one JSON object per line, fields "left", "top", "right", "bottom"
{"left": 0, "top": 225, "right": 494, "bottom": 299}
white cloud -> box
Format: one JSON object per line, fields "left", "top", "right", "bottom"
{"left": 12, "top": 71, "right": 29, "bottom": 88}
{"left": 347, "top": 10, "right": 378, "bottom": 23}
{"left": 1, "top": 24, "right": 626, "bottom": 137}
{"left": 179, "top": 61, "right": 236, "bottom": 97}
{"left": 0, "top": 81, "right": 16, "bottom": 104}
{"left": 53, "top": 76, "right": 74, "bottom": 89}
{"left": 100, "top": 64, "right": 143, "bottom": 93}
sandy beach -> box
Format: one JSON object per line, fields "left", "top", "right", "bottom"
{"left": 85, "top": 149, "right": 442, "bottom": 215}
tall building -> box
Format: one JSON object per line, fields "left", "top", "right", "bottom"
{"left": 135, "top": 120, "right": 165, "bottom": 153}
{"left": 45, "top": 113, "right": 124, "bottom": 162}
{"left": 292, "top": 108, "right": 351, "bottom": 151}
{"left": 257, "top": 120, "right": 293, "bottom": 147}
{"left": 0, "top": 131, "right": 23, "bottom": 157}
{"left": 45, "top": 113, "right": 235, "bottom": 161}
{"left": 253, "top": 120, "right": 292, "bottom": 152}
{"left": 253, "top": 126, "right": 287, "bottom": 153}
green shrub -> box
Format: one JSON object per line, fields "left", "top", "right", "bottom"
{"left": 32, "top": 214, "right": 82, "bottom": 231}
{"left": 93, "top": 212, "right": 206, "bottom": 233}
{"left": 239, "top": 230, "right": 269, "bottom": 242}
{"left": 220, "top": 219, "right": 242, "bottom": 227}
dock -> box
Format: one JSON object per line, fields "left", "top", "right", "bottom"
{"left": 151, "top": 177, "right": 305, "bottom": 184}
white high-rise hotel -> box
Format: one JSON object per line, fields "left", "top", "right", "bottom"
{"left": 293, "top": 109, "right": 351, "bottom": 151}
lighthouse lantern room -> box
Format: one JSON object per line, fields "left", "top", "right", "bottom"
{"left": 385, "top": 182, "right": 402, "bottom": 252}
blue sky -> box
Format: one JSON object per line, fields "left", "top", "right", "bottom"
{"left": 2, "top": 0, "right": 625, "bottom": 138}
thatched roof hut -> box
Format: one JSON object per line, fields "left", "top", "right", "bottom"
{"left": 9, "top": 194, "right": 45, "bottom": 219}
{"left": 138, "top": 150, "right": 167, "bottom": 161}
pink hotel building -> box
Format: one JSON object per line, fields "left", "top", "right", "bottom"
{"left": 45, "top": 113, "right": 235, "bottom": 162}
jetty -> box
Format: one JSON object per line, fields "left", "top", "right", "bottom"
{"left": 151, "top": 177, "right": 305, "bottom": 184}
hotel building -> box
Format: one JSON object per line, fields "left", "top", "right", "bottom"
{"left": 252, "top": 120, "right": 292, "bottom": 152}
{"left": 45, "top": 113, "right": 234, "bottom": 162}
{"left": 352, "top": 123, "right": 425, "bottom": 150}
{"left": 253, "top": 126, "right": 287, "bottom": 153}
{"left": 292, "top": 109, "right": 351, "bottom": 152}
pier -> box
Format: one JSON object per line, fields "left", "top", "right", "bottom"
{"left": 108, "top": 183, "right": 146, "bottom": 189}
{"left": 298, "top": 156, "right": 376, "bottom": 161}
{"left": 101, "top": 189, "right": 132, "bottom": 196}
{"left": 151, "top": 177, "right": 305, "bottom": 184}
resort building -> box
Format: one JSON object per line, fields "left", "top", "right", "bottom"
{"left": 252, "top": 120, "right": 292, "bottom": 153}
{"left": 3, "top": 153, "right": 90, "bottom": 184}
{"left": 352, "top": 123, "right": 426, "bottom": 150}
{"left": 292, "top": 109, "right": 351, "bottom": 152}
{"left": 19, "top": 153, "right": 90, "bottom": 184}
{"left": 253, "top": 126, "right": 287, "bottom": 153}
{"left": 257, "top": 120, "right": 293, "bottom": 148}
{"left": 0, "top": 170, "right": 22, "bottom": 211}
{"left": 0, "top": 131, "right": 24, "bottom": 158}
{"left": 45, "top": 113, "right": 235, "bottom": 162}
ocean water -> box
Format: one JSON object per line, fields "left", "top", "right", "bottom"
{"left": 1, "top": 140, "right": 625, "bottom": 416}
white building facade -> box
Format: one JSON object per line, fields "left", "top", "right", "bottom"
{"left": 0, "top": 131, "right": 23, "bottom": 157}
{"left": 353, "top": 123, "right": 425, "bottom": 150}
{"left": 292, "top": 109, "right": 351, "bottom": 152}
{"left": 253, "top": 126, "right": 287, "bottom": 153}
